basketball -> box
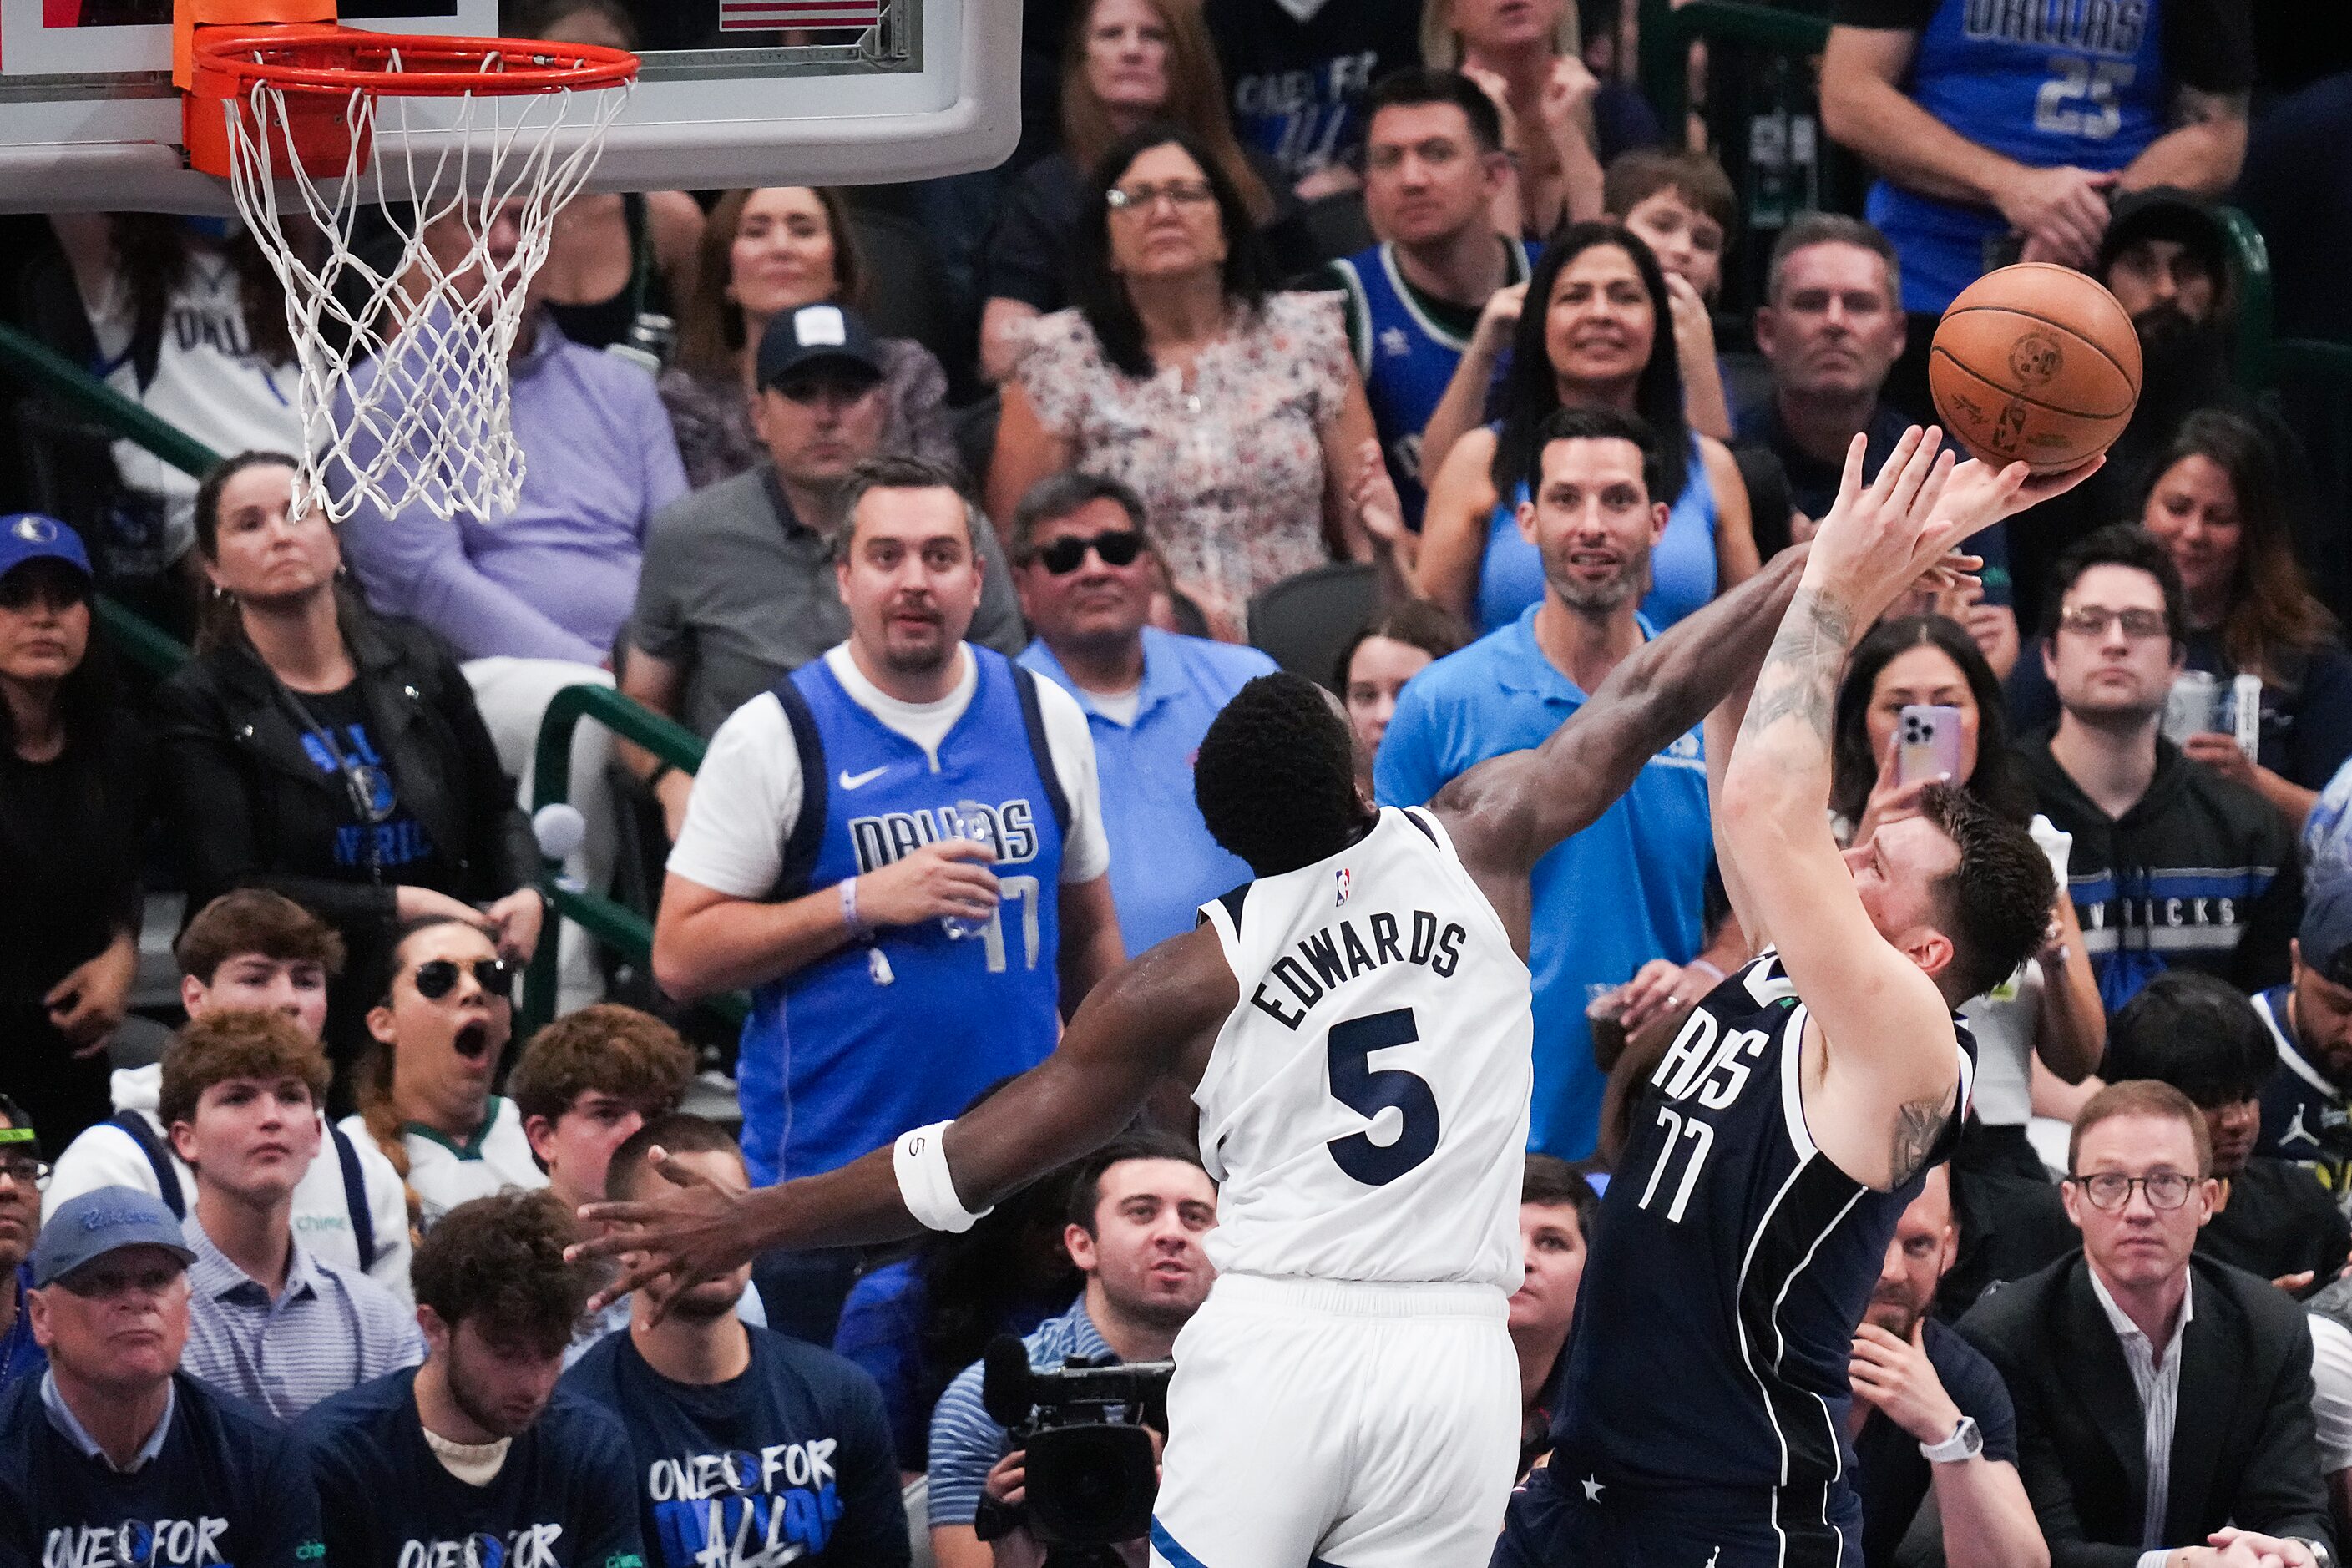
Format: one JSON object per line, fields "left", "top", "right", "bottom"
{"left": 1927, "top": 263, "right": 2142, "bottom": 473}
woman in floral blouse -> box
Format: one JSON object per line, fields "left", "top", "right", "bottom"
{"left": 986, "top": 124, "right": 1383, "bottom": 643}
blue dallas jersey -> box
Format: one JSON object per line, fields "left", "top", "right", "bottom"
{"left": 1328, "top": 240, "right": 1534, "bottom": 530}
{"left": 740, "top": 647, "right": 1070, "bottom": 1185}
{"left": 297, "top": 1368, "right": 643, "bottom": 1568}
{"left": 1869, "top": 0, "right": 2170, "bottom": 311}
{"left": 562, "top": 1326, "right": 908, "bottom": 1568}
{"left": 1555, "top": 957, "right": 1970, "bottom": 1545}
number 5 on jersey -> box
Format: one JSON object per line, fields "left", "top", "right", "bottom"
{"left": 1323, "top": 1008, "right": 1442, "bottom": 1186}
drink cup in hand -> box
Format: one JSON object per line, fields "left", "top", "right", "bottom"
{"left": 942, "top": 800, "right": 997, "bottom": 941}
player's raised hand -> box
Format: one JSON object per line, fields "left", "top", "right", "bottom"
{"left": 569, "top": 1146, "right": 764, "bottom": 1318}
{"left": 1803, "top": 426, "right": 1960, "bottom": 622}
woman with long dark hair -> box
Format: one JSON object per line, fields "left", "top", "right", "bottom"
{"left": 1834, "top": 615, "right": 2102, "bottom": 1179}
{"left": 987, "top": 124, "right": 1384, "bottom": 643}
{"left": 0, "top": 518, "right": 146, "bottom": 1155}
{"left": 1409, "top": 223, "right": 1756, "bottom": 634}
{"left": 153, "top": 453, "right": 541, "bottom": 1070}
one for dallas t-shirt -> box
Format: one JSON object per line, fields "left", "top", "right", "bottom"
{"left": 296, "top": 1367, "right": 644, "bottom": 1568}
{"left": 561, "top": 1325, "right": 909, "bottom": 1567}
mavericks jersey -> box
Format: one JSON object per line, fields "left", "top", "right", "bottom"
{"left": 1329, "top": 240, "right": 1534, "bottom": 530}
{"left": 1556, "top": 956, "right": 1971, "bottom": 1520}
{"left": 1193, "top": 807, "right": 1530, "bottom": 1290}
{"left": 740, "top": 647, "right": 1070, "bottom": 1186}
{"left": 1869, "top": 0, "right": 2170, "bottom": 311}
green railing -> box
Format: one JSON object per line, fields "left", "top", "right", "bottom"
{"left": 1638, "top": 0, "right": 1829, "bottom": 132}
{"left": 521, "top": 681, "right": 745, "bottom": 1036}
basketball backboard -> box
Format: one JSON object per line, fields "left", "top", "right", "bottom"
{"left": 0, "top": 0, "right": 1015, "bottom": 210}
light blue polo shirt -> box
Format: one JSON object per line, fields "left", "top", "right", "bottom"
{"left": 1373, "top": 604, "right": 1714, "bottom": 1159}
{"left": 1021, "top": 627, "right": 1277, "bottom": 955}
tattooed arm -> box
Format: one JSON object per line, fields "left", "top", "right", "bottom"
{"left": 1715, "top": 429, "right": 2088, "bottom": 1189}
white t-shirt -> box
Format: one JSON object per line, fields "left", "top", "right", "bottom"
{"left": 668, "top": 643, "right": 1111, "bottom": 900}
{"left": 338, "top": 1095, "right": 547, "bottom": 1234}
{"left": 47, "top": 1064, "right": 416, "bottom": 1304}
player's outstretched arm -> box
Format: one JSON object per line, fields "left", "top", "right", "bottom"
{"left": 573, "top": 928, "right": 1237, "bottom": 1311}
{"left": 1434, "top": 541, "right": 1811, "bottom": 886}
{"left": 1717, "top": 429, "right": 2092, "bottom": 1190}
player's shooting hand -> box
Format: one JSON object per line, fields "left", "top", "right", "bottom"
{"left": 1806, "top": 426, "right": 1963, "bottom": 620}
{"left": 569, "top": 1146, "right": 761, "bottom": 1318}
{"left": 856, "top": 837, "right": 1000, "bottom": 928}
{"left": 1995, "top": 165, "right": 2115, "bottom": 268}
{"left": 1849, "top": 1320, "right": 1963, "bottom": 1445}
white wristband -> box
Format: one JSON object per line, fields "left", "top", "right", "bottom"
{"left": 893, "top": 1120, "right": 991, "bottom": 1233}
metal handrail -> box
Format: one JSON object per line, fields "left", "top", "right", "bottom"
{"left": 520, "top": 682, "right": 742, "bottom": 1035}
{"left": 1639, "top": 0, "right": 1829, "bottom": 131}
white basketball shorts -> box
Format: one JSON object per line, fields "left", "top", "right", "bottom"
{"left": 1148, "top": 1273, "right": 1520, "bottom": 1568}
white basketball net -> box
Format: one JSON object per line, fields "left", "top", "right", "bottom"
{"left": 220, "top": 58, "right": 632, "bottom": 523}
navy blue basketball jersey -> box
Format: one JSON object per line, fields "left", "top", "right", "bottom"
{"left": 1554, "top": 955, "right": 1971, "bottom": 1547}
{"left": 2254, "top": 985, "right": 2352, "bottom": 1211}
{"left": 1329, "top": 240, "right": 1533, "bottom": 530}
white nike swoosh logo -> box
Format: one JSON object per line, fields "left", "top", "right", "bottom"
{"left": 838, "top": 766, "right": 889, "bottom": 790}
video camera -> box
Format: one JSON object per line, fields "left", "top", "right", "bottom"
{"left": 977, "top": 1335, "right": 1176, "bottom": 1551}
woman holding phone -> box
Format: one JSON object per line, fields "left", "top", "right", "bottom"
{"left": 1831, "top": 615, "right": 2105, "bottom": 1181}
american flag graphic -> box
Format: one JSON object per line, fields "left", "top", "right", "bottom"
{"left": 719, "top": 0, "right": 884, "bottom": 28}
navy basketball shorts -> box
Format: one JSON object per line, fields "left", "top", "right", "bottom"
{"left": 1490, "top": 1461, "right": 1864, "bottom": 1568}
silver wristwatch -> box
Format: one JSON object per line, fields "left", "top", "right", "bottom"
{"left": 1919, "top": 1414, "right": 1983, "bottom": 1464}
{"left": 2292, "top": 1540, "right": 2332, "bottom": 1568}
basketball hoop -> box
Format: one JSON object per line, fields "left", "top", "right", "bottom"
{"left": 185, "top": 24, "right": 638, "bottom": 522}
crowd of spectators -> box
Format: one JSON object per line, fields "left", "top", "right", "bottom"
{"left": 8, "top": 0, "right": 2352, "bottom": 1563}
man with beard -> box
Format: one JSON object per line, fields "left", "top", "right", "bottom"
{"left": 1378, "top": 407, "right": 1732, "bottom": 1158}
{"left": 1848, "top": 1165, "right": 2045, "bottom": 1568}
{"left": 298, "top": 1191, "right": 642, "bottom": 1568}
{"left": 563, "top": 1117, "right": 908, "bottom": 1567}
{"left": 926, "top": 1131, "right": 1216, "bottom": 1567}
{"left": 655, "top": 453, "right": 1121, "bottom": 1336}
{"left": 2107, "top": 971, "right": 2350, "bottom": 1287}
{"left": 2256, "top": 873, "right": 2352, "bottom": 1211}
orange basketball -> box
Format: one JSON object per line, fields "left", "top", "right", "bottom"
{"left": 1927, "top": 263, "right": 2142, "bottom": 473}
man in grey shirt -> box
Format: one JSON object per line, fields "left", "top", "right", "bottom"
{"left": 623, "top": 304, "right": 1022, "bottom": 837}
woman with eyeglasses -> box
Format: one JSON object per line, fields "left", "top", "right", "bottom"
{"left": 2006, "top": 408, "right": 2352, "bottom": 829}
{"left": 987, "top": 124, "right": 1388, "bottom": 645}
{"left": 343, "top": 918, "right": 535, "bottom": 1239}
{"left": 153, "top": 453, "right": 542, "bottom": 1077}
{"left": 0, "top": 519, "right": 147, "bottom": 1156}
{"left": 659, "top": 185, "right": 957, "bottom": 490}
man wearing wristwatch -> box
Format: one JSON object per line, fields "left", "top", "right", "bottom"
{"left": 1960, "top": 1081, "right": 2336, "bottom": 1568}
{"left": 1848, "top": 1164, "right": 2046, "bottom": 1568}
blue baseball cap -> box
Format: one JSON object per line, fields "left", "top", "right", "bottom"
{"left": 32, "top": 1187, "right": 194, "bottom": 1288}
{"left": 2301, "top": 871, "right": 2352, "bottom": 985}
{"left": 0, "top": 513, "right": 89, "bottom": 584}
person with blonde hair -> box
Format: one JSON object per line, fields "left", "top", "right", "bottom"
{"left": 1422, "top": 0, "right": 1606, "bottom": 239}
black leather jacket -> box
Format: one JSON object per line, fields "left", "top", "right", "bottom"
{"left": 153, "top": 606, "right": 538, "bottom": 948}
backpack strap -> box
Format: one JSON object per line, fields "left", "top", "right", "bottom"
{"left": 1009, "top": 662, "right": 1071, "bottom": 837}
{"left": 329, "top": 1122, "right": 379, "bottom": 1273}
{"left": 109, "top": 1110, "right": 183, "bottom": 1218}
{"left": 769, "top": 675, "right": 831, "bottom": 903}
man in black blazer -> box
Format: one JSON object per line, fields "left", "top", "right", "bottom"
{"left": 1959, "top": 1080, "right": 2334, "bottom": 1568}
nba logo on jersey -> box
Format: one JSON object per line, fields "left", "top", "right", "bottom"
{"left": 1334, "top": 867, "right": 1353, "bottom": 906}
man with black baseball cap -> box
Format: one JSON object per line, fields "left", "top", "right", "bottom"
{"left": 0, "top": 1187, "right": 323, "bottom": 1566}
{"left": 623, "top": 301, "right": 1024, "bottom": 834}
{"left": 2257, "top": 869, "right": 2352, "bottom": 1213}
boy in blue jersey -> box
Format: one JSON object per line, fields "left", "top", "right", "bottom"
{"left": 1317, "top": 68, "right": 1527, "bottom": 533}
{"left": 299, "top": 1191, "right": 644, "bottom": 1568}
{"left": 564, "top": 1118, "right": 908, "bottom": 1568}
{"left": 1821, "top": 0, "right": 2253, "bottom": 313}
{"left": 0, "top": 1188, "right": 325, "bottom": 1568}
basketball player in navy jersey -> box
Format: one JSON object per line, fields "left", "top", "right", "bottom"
{"left": 1500, "top": 427, "right": 2089, "bottom": 1568}
{"left": 578, "top": 415, "right": 2067, "bottom": 1566}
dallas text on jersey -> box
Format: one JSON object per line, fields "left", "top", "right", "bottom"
{"left": 1247, "top": 910, "right": 1470, "bottom": 1031}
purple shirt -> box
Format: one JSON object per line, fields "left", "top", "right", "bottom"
{"left": 340, "top": 316, "right": 687, "bottom": 665}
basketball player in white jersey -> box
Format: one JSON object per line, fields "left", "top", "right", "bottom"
{"left": 574, "top": 410, "right": 2029, "bottom": 1565}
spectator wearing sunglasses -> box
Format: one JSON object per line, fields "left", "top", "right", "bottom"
{"left": 0, "top": 1188, "right": 325, "bottom": 1568}
{"left": 154, "top": 453, "right": 543, "bottom": 1076}
{"left": 0, "top": 1097, "right": 44, "bottom": 1388}
{"left": 624, "top": 305, "right": 1025, "bottom": 840}
{"left": 1012, "top": 472, "right": 1277, "bottom": 954}
{"left": 44, "top": 891, "right": 414, "bottom": 1302}
{"left": 163, "top": 1011, "right": 422, "bottom": 1420}
{"left": 1959, "top": 1081, "right": 2335, "bottom": 1568}
{"left": 0, "top": 515, "right": 149, "bottom": 1157}
{"left": 341, "top": 918, "right": 541, "bottom": 1237}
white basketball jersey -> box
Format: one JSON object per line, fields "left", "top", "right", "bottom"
{"left": 1193, "top": 807, "right": 1532, "bottom": 1291}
